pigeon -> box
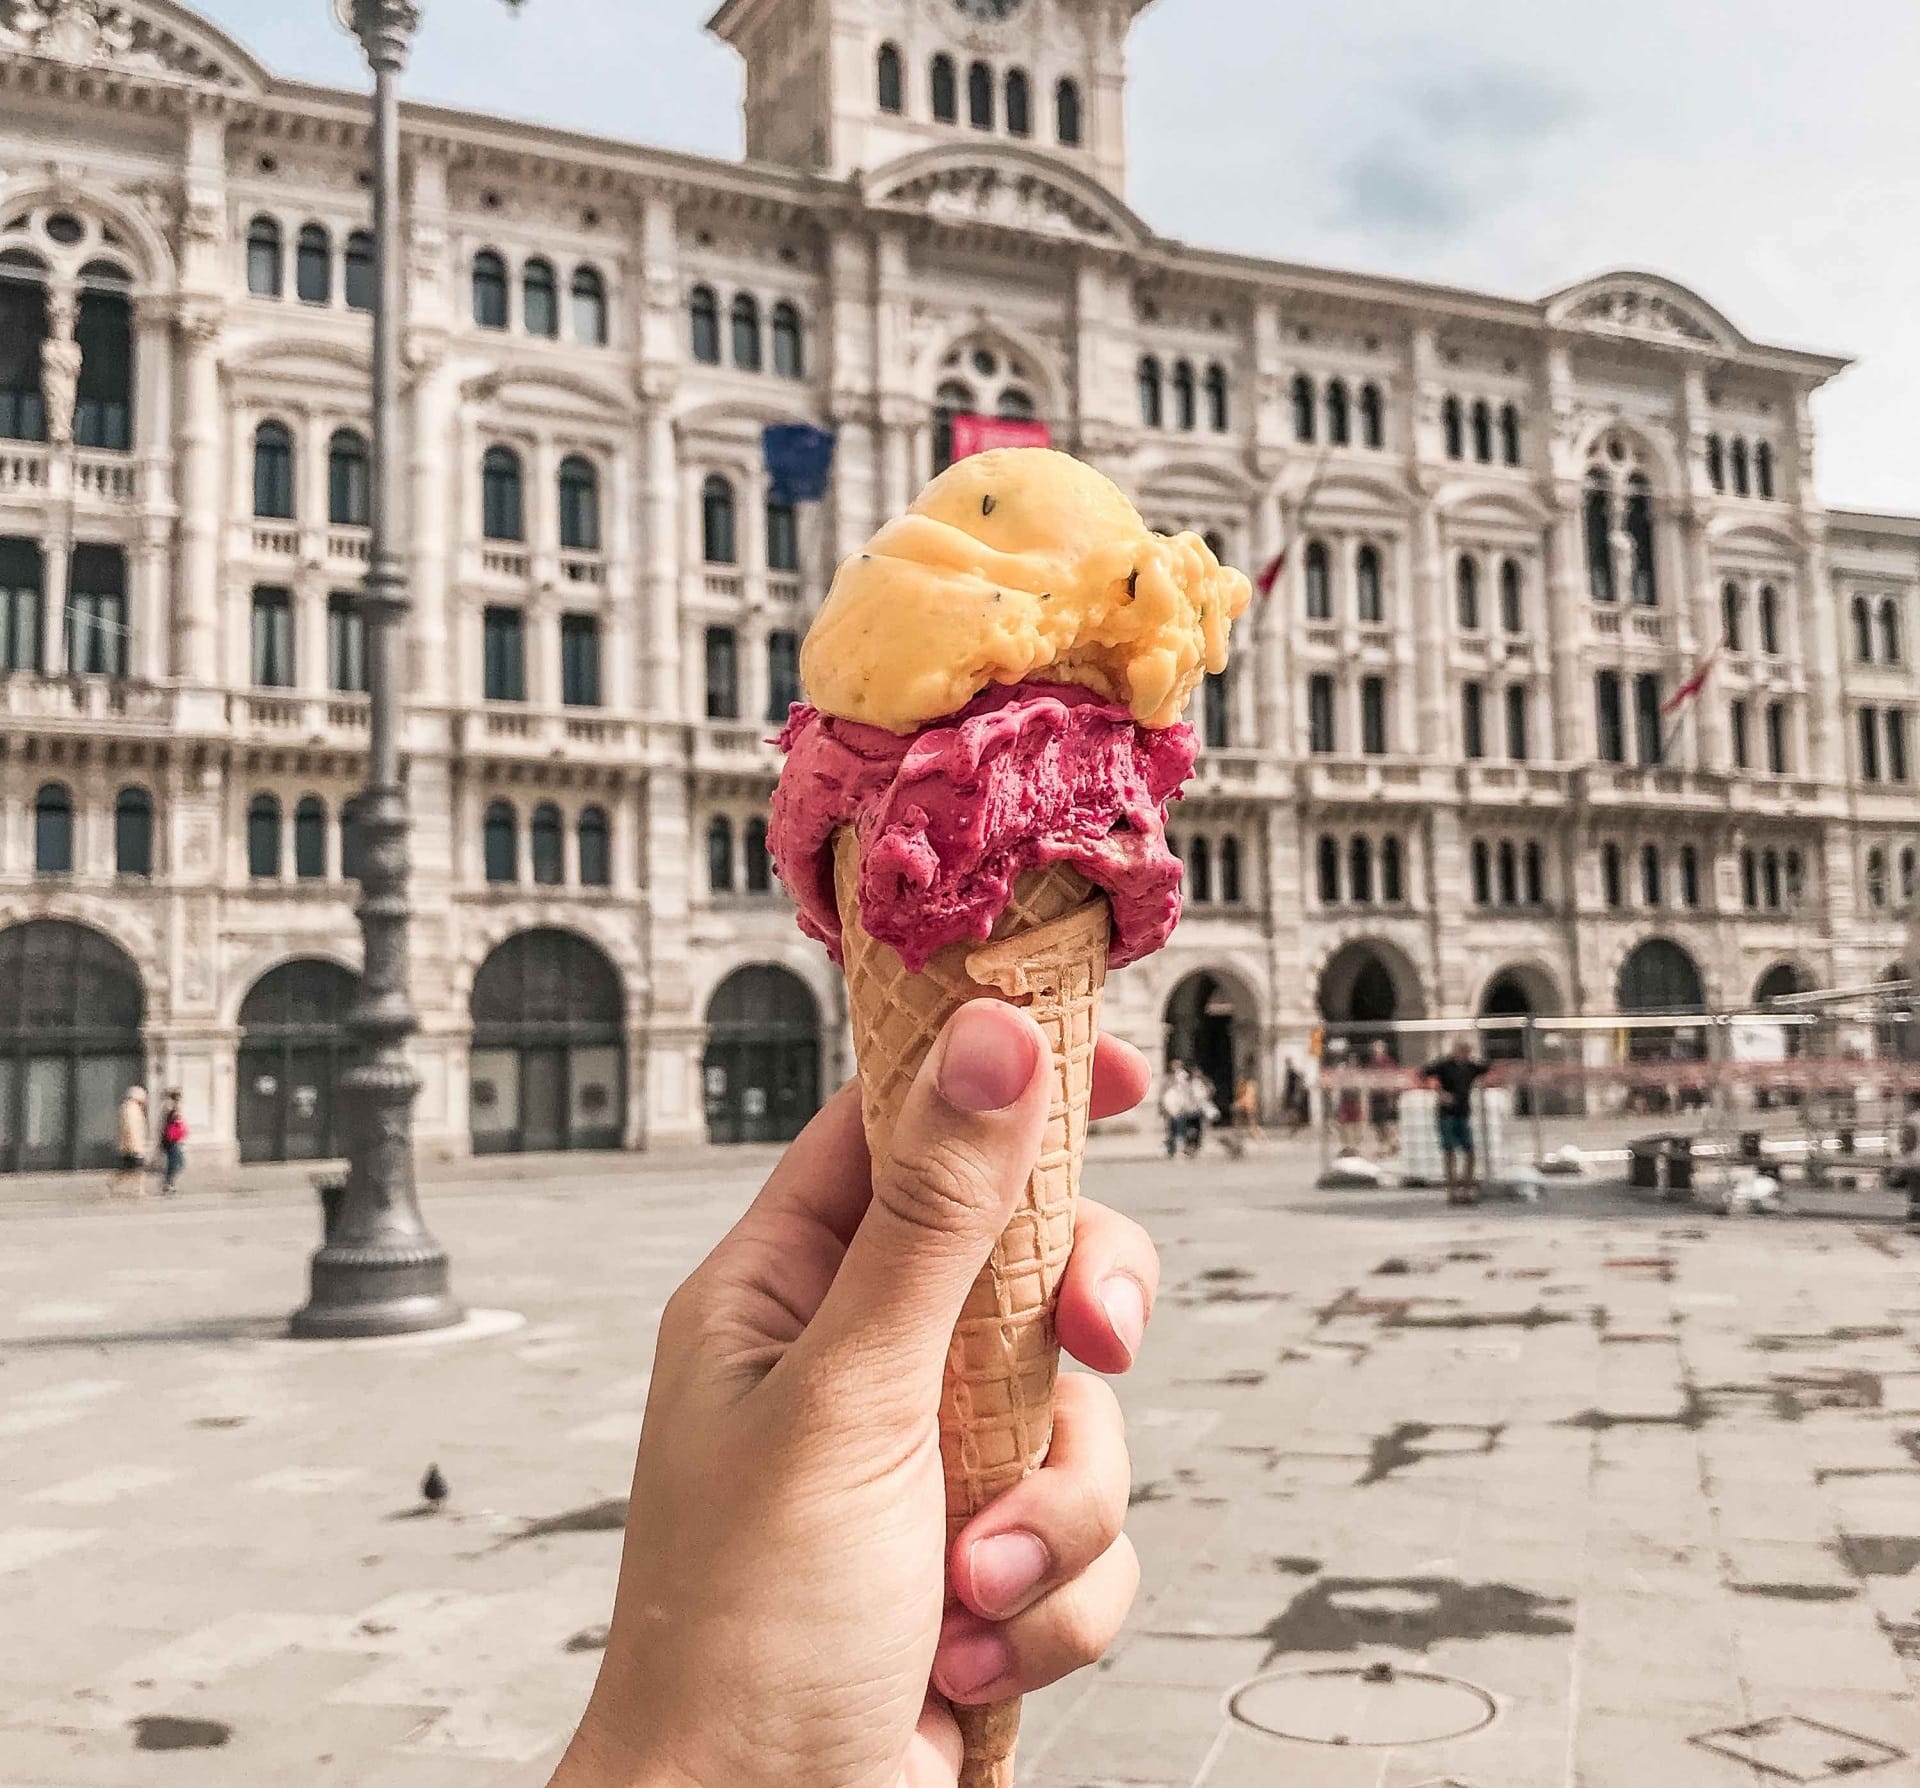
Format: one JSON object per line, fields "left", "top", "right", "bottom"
{"left": 421, "top": 1464, "right": 448, "bottom": 1509}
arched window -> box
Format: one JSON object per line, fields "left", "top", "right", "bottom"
{"left": 1137, "top": 355, "right": 1162, "bottom": 428}
{"left": 1730, "top": 437, "right": 1750, "bottom": 497}
{"left": 1499, "top": 558, "right": 1523, "bottom": 633}
{"left": 246, "top": 215, "right": 282, "bottom": 297}
{"left": 933, "top": 378, "right": 973, "bottom": 473}
{"left": 522, "top": 257, "right": 558, "bottom": 337}
{"left": 333, "top": 797, "right": 362, "bottom": 881}
{"left": 1470, "top": 399, "right": 1493, "bottom": 464}
{"left": 471, "top": 249, "right": 508, "bottom": 329}
{"left": 1348, "top": 835, "right": 1374, "bottom": 905}
{"left": 1316, "top": 833, "right": 1340, "bottom": 904}
{"left": 1055, "top": 77, "right": 1082, "bottom": 145}
{"left": 745, "top": 818, "right": 772, "bottom": 894}
{"left": 1854, "top": 595, "right": 1875, "bottom": 663}
{"left": 1498, "top": 840, "right": 1519, "bottom": 907}
{"left": 1626, "top": 474, "right": 1657, "bottom": 606}
{"left": 1359, "top": 382, "right": 1384, "bottom": 449}
{"left": 344, "top": 230, "right": 375, "bottom": 311}
{"left": 1642, "top": 843, "right": 1664, "bottom": 906}
{"left": 296, "top": 223, "right": 331, "bottom": 305}
{"left": 1005, "top": 67, "right": 1031, "bottom": 136}
{"left": 328, "top": 429, "right": 370, "bottom": 527}
{"left": 1880, "top": 599, "right": 1902, "bottom": 665}
{"left": 771, "top": 301, "right": 804, "bottom": 379}
{"left": 1171, "top": 360, "right": 1196, "bottom": 430}
{"left": 247, "top": 793, "right": 281, "bottom": 880}
{"left": 481, "top": 446, "right": 524, "bottom": 541}
{"left": 997, "top": 387, "right": 1035, "bottom": 421}
{"left": 559, "top": 455, "right": 599, "bottom": 551}
{"left": 1902, "top": 847, "right": 1918, "bottom": 906}
{"left": 1381, "top": 835, "right": 1404, "bottom": 903}
{"left": 294, "top": 795, "right": 326, "bottom": 880}
{"left": 1499, "top": 403, "right": 1521, "bottom": 466}
{"left": 730, "top": 292, "right": 762, "bottom": 370}
{"left": 1754, "top": 441, "right": 1774, "bottom": 500}
{"left": 967, "top": 60, "right": 994, "bottom": 129}
{"left": 931, "top": 54, "right": 957, "bottom": 123}
{"left": 484, "top": 801, "right": 517, "bottom": 884}
{"left": 1356, "top": 544, "right": 1383, "bottom": 623}
{"left": 572, "top": 265, "right": 608, "bottom": 345}
{"left": 1304, "top": 540, "right": 1331, "bottom": 620}
{"left": 1188, "top": 836, "right": 1212, "bottom": 903}
{"left": 1761, "top": 849, "right": 1781, "bottom": 912}
{"left": 1471, "top": 839, "right": 1492, "bottom": 906}
{"left": 708, "top": 815, "right": 735, "bottom": 893}
{"left": 253, "top": 420, "right": 294, "bottom": 519}
{"left": 530, "top": 802, "right": 563, "bottom": 886}
{"left": 1759, "top": 584, "right": 1781, "bottom": 656}
{"left": 578, "top": 805, "right": 611, "bottom": 888}
{"left": 115, "top": 786, "right": 153, "bottom": 877}
{"left": 688, "top": 285, "right": 720, "bottom": 364}
{"left": 1866, "top": 848, "right": 1888, "bottom": 910}
{"left": 1291, "top": 373, "right": 1315, "bottom": 443}
{"left": 1442, "top": 395, "right": 1463, "bottom": 460}
{"left": 1326, "top": 379, "right": 1350, "bottom": 446}
{"left": 1456, "top": 554, "right": 1479, "bottom": 630}
{"left": 876, "top": 42, "right": 904, "bottom": 113}
{"left": 1524, "top": 841, "right": 1545, "bottom": 906}
{"left": 1204, "top": 363, "right": 1228, "bottom": 432}
{"left": 701, "top": 474, "right": 736, "bottom": 564}
{"left": 766, "top": 494, "right": 798, "bottom": 572}
{"left": 1722, "top": 583, "right": 1745, "bottom": 651}
{"left": 34, "top": 781, "right": 73, "bottom": 875}
{"left": 1707, "top": 435, "right": 1725, "bottom": 492}
{"left": 1584, "top": 470, "right": 1614, "bottom": 602}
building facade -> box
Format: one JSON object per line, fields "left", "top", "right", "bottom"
{"left": 0, "top": 0, "right": 1916, "bottom": 1171}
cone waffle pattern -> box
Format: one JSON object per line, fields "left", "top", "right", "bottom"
{"left": 832, "top": 829, "right": 1110, "bottom": 1788}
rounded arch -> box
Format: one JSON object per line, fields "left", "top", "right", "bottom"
{"left": 1162, "top": 966, "right": 1261, "bottom": 1121}
{"left": 236, "top": 958, "right": 361, "bottom": 1164}
{"left": 913, "top": 316, "right": 1066, "bottom": 426}
{"left": 703, "top": 963, "right": 823, "bottom": 1145}
{"left": 0, "top": 179, "right": 177, "bottom": 294}
{"left": 1615, "top": 936, "right": 1706, "bottom": 1013}
{"left": 1315, "top": 936, "right": 1428, "bottom": 1028}
{"left": 1476, "top": 960, "right": 1564, "bottom": 1019}
{"left": 1572, "top": 417, "right": 1686, "bottom": 498}
{"left": 864, "top": 142, "right": 1152, "bottom": 247}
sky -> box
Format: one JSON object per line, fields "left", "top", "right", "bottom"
{"left": 198, "top": 0, "right": 1920, "bottom": 515}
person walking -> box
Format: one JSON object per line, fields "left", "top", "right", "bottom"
{"left": 1365, "top": 1038, "right": 1400, "bottom": 1157}
{"left": 1160, "top": 1063, "right": 1191, "bottom": 1159}
{"left": 159, "top": 1089, "right": 188, "bottom": 1196}
{"left": 1281, "top": 1056, "right": 1306, "bottom": 1133}
{"left": 1184, "top": 1072, "right": 1217, "bottom": 1158}
{"left": 1232, "top": 1075, "right": 1261, "bottom": 1143}
{"left": 111, "top": 1085, "right": 150, "bottom": 1199}
{"left": 1421, "top": 1037, "right": 1491, "bottom": 1205}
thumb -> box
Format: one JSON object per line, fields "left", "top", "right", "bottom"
{"left": 807, "top": 999, "right": 1051, "bottom": 1391}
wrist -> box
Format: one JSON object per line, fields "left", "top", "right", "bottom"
{"left": 546, "top": 1721, "right": 706, "bottom": 1788}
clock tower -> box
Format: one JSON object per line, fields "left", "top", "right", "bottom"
{"left": 706, "top": 0, "right": 1154, "bottom": 196}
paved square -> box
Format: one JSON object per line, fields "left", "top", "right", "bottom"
{"left": 2, "top": 1144, "right": 1918, "bottom": 1787}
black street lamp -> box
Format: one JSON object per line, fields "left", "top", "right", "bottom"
{"left": 292, "top": 0, "right": 460, "bottom": 1336}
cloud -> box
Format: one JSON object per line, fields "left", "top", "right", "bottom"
{"left": 1406, "top": 64, "right": 1585, "bottom": 145}
{"left": 1330, "top": 147, "right": 1469, "bottom": 240}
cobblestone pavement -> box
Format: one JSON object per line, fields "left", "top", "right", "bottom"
{"left": 3, "top": 1144, "right": 1919, "bottom": 1788}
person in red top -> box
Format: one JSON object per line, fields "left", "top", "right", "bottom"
{"left": 159, "top": 1089, "right": 188, "bottom": 1197}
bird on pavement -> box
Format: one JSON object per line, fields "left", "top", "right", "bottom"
{"left": 421, "top": 1464, "right": 448, "bottom": 1510}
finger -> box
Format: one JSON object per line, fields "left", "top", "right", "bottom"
{"left": 1055, "top": 1199, "right": 1159, "bottom": 1374}
{"left": 949, "top": 1373, "right": 1129, "bottom": 1621}
{"left": 900, "top": 1695, "right": 962, "bottom": 1788}
{"left": 1090, "top": 1034, "right": 1150, "bottom": 1122}
{"left": 801, "top": 1000, "right": 1051, "bottom": 1389}
{"left": 933, "top": 1534, "right": 1140, "bottom": 1704}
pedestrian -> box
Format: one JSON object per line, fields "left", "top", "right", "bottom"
{"left": 111, "top": 1085, "right": 149, "bottom": 1199}
{"left": 159, "top": 1089, "right": 188, "bottom": 1196}
{"left": 1184, "top": 1073, "right": 1216, "bottom": 1157}
{"left": 1365, "top": 1038, "right": 1399, "bottom": 1157}
{"left": 1159, "top": 1063, "right": 1191, "bottom": 1159}
{"left": 1327, "top": 1042, "right": 1364, "bottom": 1155}
{"left": 1281, "top": 1055, "right": 1306, "bottom": 1133}
{"left": 1421, "top": 1037, "right": 1491, "bottom": 1205}
{"left": 1232, "top": 1075, "right": 1261, "bottom": 1143}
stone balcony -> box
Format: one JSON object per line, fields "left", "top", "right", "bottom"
{"left": 455, "top": 704, "right": 648, "bottom": 766}
{"left": 1298, "top": 755, "right": 1449, "bottom": 806}
{"left": 1459, "top": 761, "right": 1573, "bottom": 807}
{"left": 227, "top": 689, "right": 371, "bottom": 747}
{"left": 0, "top": 443, "right": 141, "bottom": 511}
{"left": 0, "top": 673, "right": 172, "bottom": 733}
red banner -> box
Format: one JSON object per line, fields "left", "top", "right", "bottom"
{"left": 950, "top": 413, "right": 1051, "bottom": 461}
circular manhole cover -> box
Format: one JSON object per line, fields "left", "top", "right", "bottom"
{"left": 1229, "top": 1663, "right": 1498, "bottom": 1748}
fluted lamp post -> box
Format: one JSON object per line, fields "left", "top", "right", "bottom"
{"left": 292, "top": 0, "right": 463, "bottom": 1335}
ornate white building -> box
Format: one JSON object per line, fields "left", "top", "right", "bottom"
{"left": 1, "top": 0, "right": 1916, "bottom": 1171}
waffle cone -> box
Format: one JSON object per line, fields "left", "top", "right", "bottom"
{"left": 832, "top": 828, "right": 1110, "bottom": 1788}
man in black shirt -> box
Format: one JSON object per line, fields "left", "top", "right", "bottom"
{"left": 1422, "top": 1036, "right": 1490, "bottom": 1205}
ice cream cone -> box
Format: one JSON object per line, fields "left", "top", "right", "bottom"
{"left": 832, "top": 827, "right": 1110, "bottom": 1788}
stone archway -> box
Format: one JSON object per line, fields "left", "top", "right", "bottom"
{"left": 1617, "top": 937, "right": 1708, "bottom": 1067}
{"left": 1162, "top": 968, "right": 1259, "bottom": 1122}
{"left": 1317, "top": 939, "right": 1426, "bottom": 1057}
{"left": 237, "top": 959, "right": 359, "bottom": 1164}
{"left": 703, "top": 965, "right": 822, "bottom": 1145}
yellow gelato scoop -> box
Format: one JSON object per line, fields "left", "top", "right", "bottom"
{"left": 799, "top": 447, "right": 1252, "bottom": 734}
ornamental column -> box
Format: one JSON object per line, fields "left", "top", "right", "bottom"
{"left": 171, "top": 302, "right": 223, "bottom": 686}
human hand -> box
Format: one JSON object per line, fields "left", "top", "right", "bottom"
{"left": 549, "top": 1001, "right": 1159, "bottom": 1788}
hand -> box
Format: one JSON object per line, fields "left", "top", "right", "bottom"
{"left": 549, "top": 1002, "right": 1159, "bottom": 1788}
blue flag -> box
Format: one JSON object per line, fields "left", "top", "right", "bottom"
{"left": 763, "top": 424, "right": 836, "bottom": 503}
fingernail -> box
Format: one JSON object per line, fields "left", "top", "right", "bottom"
{"left": 969, "top": 1531, "right": 1049, "bottom": 1615}
{"left": 1099, "top": 1274, "right": 1147, "bottom": 1365}
{"left": 936, "top": 1624, "right": 1010, "bottom": 1699}
{"left": 939, "top": 1003, "right": 1040, "bottom": 1114}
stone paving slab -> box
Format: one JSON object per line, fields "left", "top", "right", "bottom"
{"left": 1, "top": 1152, "right": 1918, "bottom": 1786}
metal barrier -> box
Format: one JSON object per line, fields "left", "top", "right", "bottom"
{"left": 1313, "top": 983, "right": 1920, "bottom": 1196}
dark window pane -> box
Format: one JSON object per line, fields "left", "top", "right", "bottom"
{"left": 0, "top": 536, "right": 44, "bottom": 671}
{"left": 1005, "top": 67, "right": 1030, "bottom": 136}
{"left": 708, "top": 815, "right": 734, "bottom": 892}
{"left": 522, "top": 258, "right": 558, "bottom": 337}
{"left": 689, "top": 286, "right": 720, "bottom": 364}
{"left": 253, "top": 421, "right": 294, "bottom": 518}
{"left": 67, "top": 544, "right": 126, "bottom": 676}
{"left": 34, "top": 782, "right": 72, "bottom": 875}
{"left": 559, "top": 456, "right": 599, "bottom": 551}
{"left": 745, "top": 818, "right": 771, "bottom": 893}
{"left": 766, "top": 497, "right": 798, "bottom": 571}
{"left": 932, "top": 54, "right": 956, "bottom": 122}
{"left": 115, "top": 786, "right": 152, "bottom": 877}
{"left": 73, "top": 290, "right": 131, "bottom": 449}
{"left": 1360, "top": 676, "right": 1387, "bottom": 754}
{"left": 770, "top": 303, "right": 803, "bottom": 379}
{"left": 294, "top": 796, "right": 326, "bottom": 879}
{"left": 328, "top": 592, "right": 366, "bottom": 693}
{"left": 702, "top": 475, "right": 736, "bottom": 563}
{"left": 572, "top": 266, "right": 607, "bottom": 346}
{"left": 767, "top": 629, "right": 800, "bottom": 721}
{"left": 250, "top": 586, "right": 294, "bottom": 687}
{"left": 730, "top": 293, "right": 761, "bottom": 370}
{"left": 246, "top": 216, "right": 282, "bottom": 297}
{"left": 483, "top": 802, "right": 517, "bottom": 884}
{"left": 472, "top": 250, "right": 508, "bottom": 328}
{"left": 482, "top": 446, "right": 523, "bottom": 541}
{"left": 705, "top": 625, "right": 738, "bottom": 720}
{"left": 344, "top": 231, "right": 375, "bottom": 311}
{"left": 296, "top": 224, "right": 331, "bottom": 304}
{"left": 483, "top": 606, "right": 526, "bottom": 702}
{"left": 247, "top": 795, "right": 281, "bottom": 879}
{"left": 328, "top": 430, "right": 369, "bottom": 526}
{"left": 560, "top": 613, "right": 601, "bottom": 707}
{"left": 877, "top": 42, "right": 903, "bottom": 113}
{"left": 531, "top": 803, "right": 563, "bottom": 886}
{"left": 578, "top": 807, "right": 611, "bottom": 887}
{"left": 1055, "top": 76, "right": 1081, "bottom": 144}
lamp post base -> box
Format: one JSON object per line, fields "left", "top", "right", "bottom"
{"left": 290, "top": 1239, "right": 463, "bottom": 1339}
